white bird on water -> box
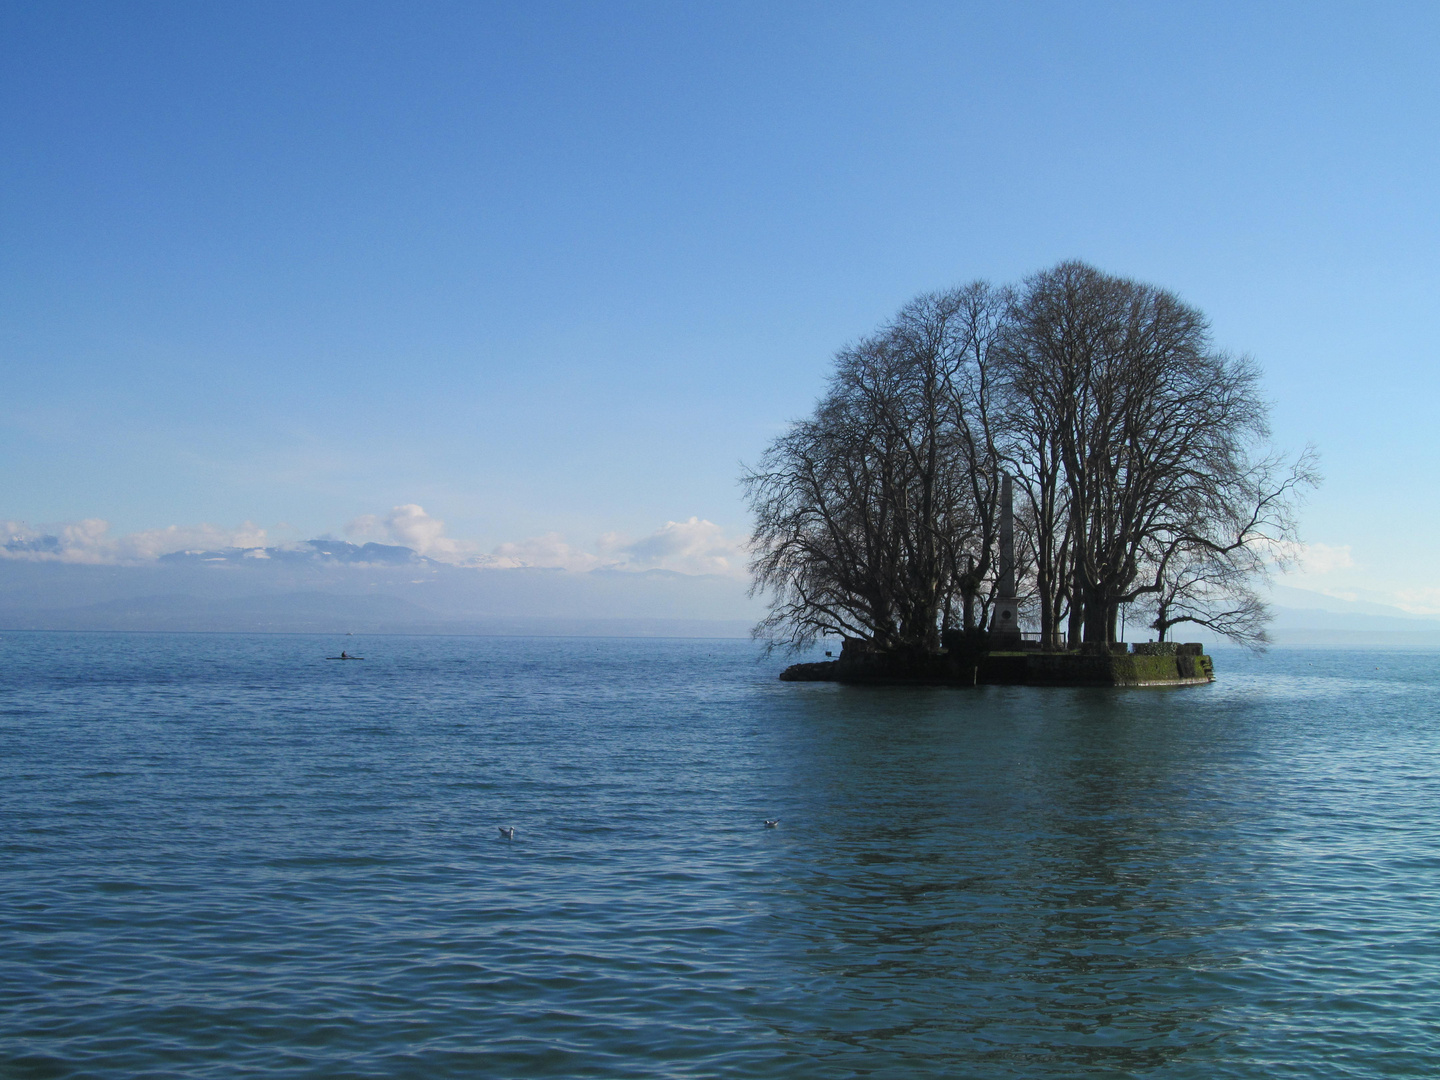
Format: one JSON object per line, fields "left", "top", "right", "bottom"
{"left": 763, "top": 820, "right": 779, "bottom": 828}
{"left": 498, "top": 826, "right": 515, "bottom": 840}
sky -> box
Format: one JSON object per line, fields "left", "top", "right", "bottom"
{"left": 2, "top": 2, "right": 1439, "bottom": 606}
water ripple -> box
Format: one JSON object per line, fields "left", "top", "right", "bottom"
{"left": 2, "top": 634, "right": 1439, "bottom": 1077}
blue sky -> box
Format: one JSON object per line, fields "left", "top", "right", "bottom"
{"left": 3, "top": 3, "right": 1438, "bottom": 604}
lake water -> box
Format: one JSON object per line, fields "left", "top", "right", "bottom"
{"left": 2, "top": 632, "right": 1437, "bottom": 1078}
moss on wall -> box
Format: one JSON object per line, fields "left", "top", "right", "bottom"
{"left": 1117, "top": 654, "right": 1175, "bottom": 684}
{"left": 1105, "top": 653, "right": 1214, "bottom": 684}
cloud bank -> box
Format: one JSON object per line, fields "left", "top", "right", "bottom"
{"left": 1269, "top": 540, "right": 1356, "bottom": 576}
{"left": 344, "top": 505, "right": 748, "bottom": 576}
{"left": 603, "top": 516, "right": 746, "bottom": 576}
{"left": 3, "top": 519, "right": 272, "bottom": 564}
{"left": 6, "top": 506, "right": 750, "bottom": 578}
{"left": 346, "top": 504, "right": 481, "bottom": 561}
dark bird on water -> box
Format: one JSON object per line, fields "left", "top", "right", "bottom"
{"left": 763, "top": 820, "right": 779, "bottom": 828}
{"left": 498, "top": 826, "right": 515, "bottom": 840}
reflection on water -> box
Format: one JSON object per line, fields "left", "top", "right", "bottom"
{"left": 1, "top": 634, "right": 1438, "bottom": 1077}
{"left": 758, "top": 687, "right": 1241, "bottom": 1074}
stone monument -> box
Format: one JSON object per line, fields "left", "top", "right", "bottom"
{"left": 990, "top": 473, "right": 1022, "bottom": 645}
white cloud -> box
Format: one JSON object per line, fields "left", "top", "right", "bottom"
{"left": 1388, "top": 587, "right": 1440, "bottom": 616}
{"left": 344, "top": 514, "right": 382, "bottom": 539}
{"left": 491, "top": 532, "right": 604, "bottom": 572}
{"left": 1297, "top": 542, "right": 1356, "bottom": 575}
{"left": 484, "top": 517, "right": 748, "bottom": 576}
{"left": 383, "top": 504, "right": 452, "bottom": 554}
{"left": 121, "top": 522, "right": 270, "bottom": 560}
{"left": 347, "top": 504, "right": 484, "bottom": 562}
{"left": 602, "top": 517, "right": 749, "bottom": 577}
{"left": 3, "top": 508, "right": 749, "bottom": 578}
{"left": 2, "top": 519, "right": 270, "bottom": 564}
{"left": 1269, "top": 540, "right": 1356, "bottom": 575}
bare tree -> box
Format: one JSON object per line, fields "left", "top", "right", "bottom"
{"left": 1142, "top": 544, "right": 1272, "bottom": 647}
{"left": 745, "top": 263, "right": 1317, "bottom": 658}
{"left": 922, "top": 282, "right": 1009, "bottom": 634}
{"left": 1000, "top": 309, "right": 1074, "bottom": 650}
{"left": 1004, "top": 261, "right": 1304, "bottom": 647}
{"left": 1133, "top": 448, "right": 1320, "bottom": 648}
{"left": 743, "top": 286, "right": 1006, "bottom": 654}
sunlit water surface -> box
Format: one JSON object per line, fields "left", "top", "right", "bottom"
{"left": 2, "top": 633, "right": 1438, "bottom": 1078}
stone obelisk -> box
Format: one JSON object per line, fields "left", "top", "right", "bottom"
{"left": 990, "top": 473, "right": 1021, "bottom": 644}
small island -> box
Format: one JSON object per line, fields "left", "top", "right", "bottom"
{"left": 742, "top": 263, "right": 1315, "bottom": 686}
{"left": 779, "top": 477, "right": 1214, "bottom": 687}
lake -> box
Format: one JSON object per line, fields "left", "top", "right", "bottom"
{"left": 2, "top": 632, "right": 1437, "bottom": 1077}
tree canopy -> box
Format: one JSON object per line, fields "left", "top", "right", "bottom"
{"left": 742, "top": 262, "right": 1317, "bottom": 654}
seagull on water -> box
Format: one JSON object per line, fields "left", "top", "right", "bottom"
{"left": 763, "top": 819, "right": 779, "bottom": 828}
{"left": 498, "top": 826, "right": 515, "bottom": 840}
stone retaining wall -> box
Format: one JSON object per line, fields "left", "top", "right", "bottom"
{"left": 779, "top": 640, "right": 1215, "bottom": 687}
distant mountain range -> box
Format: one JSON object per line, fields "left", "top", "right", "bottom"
{"left": 1264, "top": 584, "right": 1440, "bottom": 645}
{"left": 0, "top": 539, "right": 758, "bottom": 637}
{"left": 1, "top": 539, "right": 1436, "bottom": 644}
{"left": 157, "top": 539, "right": 432, "bottom": 567}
